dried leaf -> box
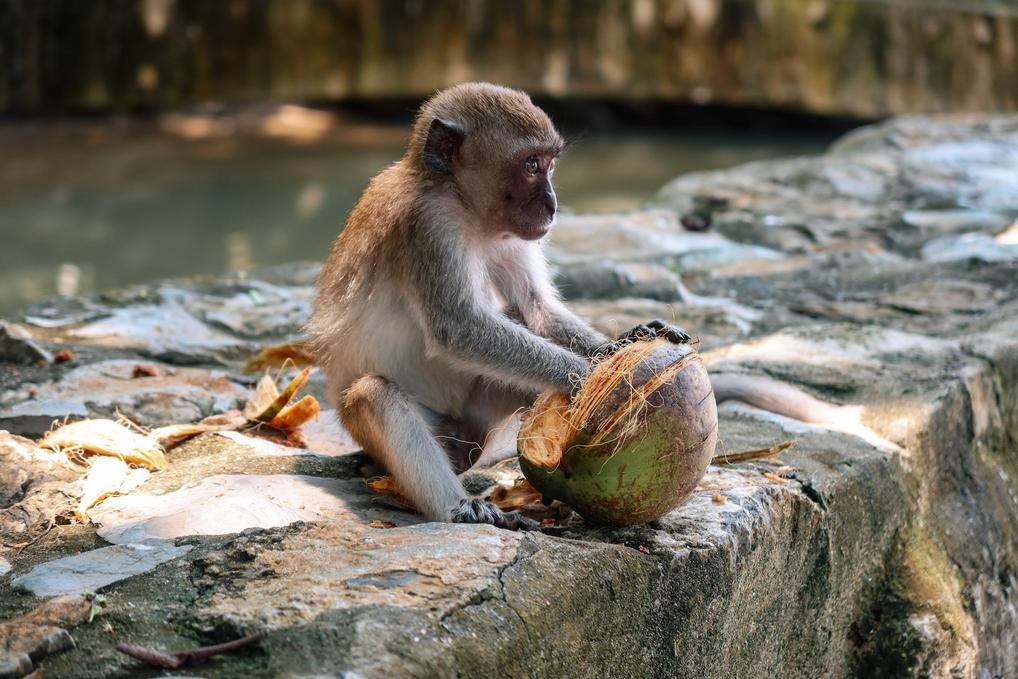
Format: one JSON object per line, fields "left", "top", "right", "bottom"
{"left": 131, "top": 364, "right": 162, "bottom": 378}
{"left": 149, "top": 410, "right": 248, "bottom": 448}
{"left": 486, "top": 478, "right": 542, "bottom": 511}
{"left": 268, "top": 395, "right": 320, "bottom": 431}
{"left": 250, "top": 368, "right": 311, "bottom": 423}
{"left": 711, "top": 493, "right": 726, "bottom": 503}
{"left": 364, "top": 477, "right": 416, "bottom": 510}
{"left": 369, "top": 520, "right": 397, "bottom": 529}
{"left": 763, "top": 471, "right": 790, "bottom": 485}
{"left": 244, "top": 341, "right": 315, "bottom": 373}
{"left": 243, "top": 374, "right": 280, "bottom": 420}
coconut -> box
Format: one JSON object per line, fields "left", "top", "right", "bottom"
{"left": 518, "top": 338, "right": 718, "bottom": 526}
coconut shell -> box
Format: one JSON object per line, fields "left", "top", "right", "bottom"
{"left": 519, "top": 340, "right": 717, "bottom": 526}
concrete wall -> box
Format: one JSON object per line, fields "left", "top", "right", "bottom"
{"left": 2, "top": 0, "right": 1018, "bottom": 116}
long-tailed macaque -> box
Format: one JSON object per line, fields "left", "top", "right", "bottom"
{"left": 309, "top": 82, "right": 859, "bottom": 530}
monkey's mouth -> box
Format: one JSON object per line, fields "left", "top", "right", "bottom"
{"left": 515, "top": 219, "right": 552, "bottom": 241}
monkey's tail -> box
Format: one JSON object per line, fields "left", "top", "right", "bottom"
{"left": 709, "top": 373, "right": 899, "bottom": 452}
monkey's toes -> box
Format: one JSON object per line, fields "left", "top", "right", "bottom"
{"left": 450, "top": 499, "right": 538, "bottom": 531}
{"left": 493, "top": 511, "right": 540, "bottom": 532}
{"left": 450, "top": 498, "right": 502, "bottom": 525}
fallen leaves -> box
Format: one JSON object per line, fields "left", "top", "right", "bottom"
{"left": 243, "top": 340, "right": 315, "bottom": 373}
{"left": 246, "top": 368, "right": 309, "bottom": 421}
{"left": 29, "top": 366, "right": 322, "bottom": 528}
{"left": 485, "top": 478, "right": 543, "bottom": 511}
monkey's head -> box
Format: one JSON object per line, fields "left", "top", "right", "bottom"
{"left": 410, "top": 83, "right": 565, "bottom": 241}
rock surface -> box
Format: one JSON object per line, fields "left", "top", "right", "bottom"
{"left": 0, "top": 114, "right": 1016, "bottom": 678}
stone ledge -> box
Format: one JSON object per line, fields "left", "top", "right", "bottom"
{"left": 1, "top": 114, "right": 1016, "bottom": 678}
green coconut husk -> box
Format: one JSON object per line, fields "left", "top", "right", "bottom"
{"left": 519, "top": 338, "right": 718, "bottom": 526}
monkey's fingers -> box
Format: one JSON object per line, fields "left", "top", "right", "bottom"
{"left": 646, "top": 319, "right": 692, "bottom": 344}
{"left": 615, "top": 323, "right": 655, "bottom": 344}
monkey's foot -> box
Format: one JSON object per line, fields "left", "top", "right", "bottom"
{"left": 450, "top": 498, "right": 539, "bottom": 531}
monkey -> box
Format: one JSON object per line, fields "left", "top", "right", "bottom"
{"left": 308, "top": 82, "right": 867, "bottom": 531}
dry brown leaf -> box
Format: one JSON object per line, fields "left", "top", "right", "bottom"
{"left": 131, "top": 364, "right": 162, "bottom": 378}
{"left": 486, "top": 478, "right": 543, "bottom": 511}
{"left": 763, "top": 471, "right": 790, "bottom": 485}
{"left": 249, "top": 368, "right": 312, "bottom": 423}
{"left": 244, "top": 341, "right": 316, "bottom": 374}
{"left": 243, "top": 374, "right": 280, "bottom": 420}
{"left": 269, "top": 394, "right": 320, "bottom": 431}
{"left": 364, "top": 477, "right": 416, "bottom": 510}
{"left": 712, "top": 493, "right": 726, "bottom": 503}
{"left": 369, "top": 520, "right": 397, "bottom": 529}
{"left": 149, "top": 410, "right": 249, "bottom": 448}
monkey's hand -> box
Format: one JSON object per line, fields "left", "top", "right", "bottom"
{"left": 450, "top": 498, "right": 540, "bottom": 531}
{"left": 592, "top": 319, "right": 692, "bottom": 359}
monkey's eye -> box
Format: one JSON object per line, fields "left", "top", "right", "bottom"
{"left": 524, "top": 156, "right": 541, "bottom": 175}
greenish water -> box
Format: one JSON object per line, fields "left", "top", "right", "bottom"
{"left": 0, "top": 114, "right": 836, "bottom": 315}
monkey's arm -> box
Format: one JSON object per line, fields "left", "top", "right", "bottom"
{"left": 526, "top": 297, "right": 612, "bottom": 357}
{"left": 496, "top": 246, "right": 611, "bottom": 357}
{"left": 410, "top": 228, "right": 589, "bottom": 393}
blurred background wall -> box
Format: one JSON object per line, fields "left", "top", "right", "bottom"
{"left": 3, "top": 0, "right": 1018, "bottom": 118}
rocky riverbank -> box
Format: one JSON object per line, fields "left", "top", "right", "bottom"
{"left": 1, "top": 114, "right": 1017, "bottom": 678}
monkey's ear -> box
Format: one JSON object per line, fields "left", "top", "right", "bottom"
{"left": 423, "top": 118, "right": 465, "bottom": 175}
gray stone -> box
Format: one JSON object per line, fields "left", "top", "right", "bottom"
{"left": 12, "top": 542, "right": 192, "bottom": 598}
{"left": 0, "top": 360, "right": 248, "bottom": 437}
{"left": 0, "top": 322, "right": 52, "bottom": 365}
{"left": 89, "top": 473, "right": 417, "bottom": 545}
{"left": 920, "top": 232, "right": 1018, "bottom": 263}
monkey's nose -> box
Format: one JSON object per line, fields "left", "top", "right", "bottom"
{"left": 542, "top": 191, "right": 557, "bottom": 217}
